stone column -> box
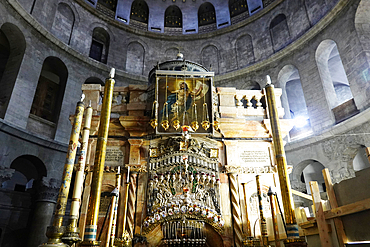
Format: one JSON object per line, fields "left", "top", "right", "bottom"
{"left": 27, "top": 177, "right": 60, "bottom": 247}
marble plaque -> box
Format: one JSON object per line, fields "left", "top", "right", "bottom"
{"left": 105, "top": 147, "right": 124, "bottom": 165}
{"left": 239, "top": 148, "right": 270, "bottom": 166}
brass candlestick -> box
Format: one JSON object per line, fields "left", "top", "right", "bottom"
{"left": 40, "top": 96, "right": 85, "bottom": 247}
{"left": 256, "top": 175, "right": 269, "bottom": 247}
{"left": 79, "top": 69, "right": 115, "bottom": 247}
{"left": 105, "top": 168, "right": 121, "bottom": 247}
{"left": 268, "top": 187, "right": 281, "bottom": 247}
{"left": 265, "top": 75, "right": 306, "bottom": 246}
{"left": 62, "top": 103, "right": 93, "bottom": 246}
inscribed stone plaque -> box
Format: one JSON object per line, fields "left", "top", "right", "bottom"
{"left": 105, "top": 147, "right": 124, "bottom": 165}
{"left": 238, "top": 147, "right": 270, "bottom": 166}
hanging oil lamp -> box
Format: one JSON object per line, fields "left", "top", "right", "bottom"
{"left": 172, "top": 76, "right": 180, "bottom": 131}
{"left": 150, "top": 76, "right": 159, "bottom": 129}
{"left": 201, "top": 77, "right": 210, "bottom": 130}
{"left": 161, "top": 75, "right": 169, "bottom": 131}
{"left": 190, "top": 78, "right": 199, "bottom": 131}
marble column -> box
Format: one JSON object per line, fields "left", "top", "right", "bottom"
{"left": 229, "top": 173, "right": 243, "bottom": 247}
{"left": 27, "top": 177, "right": 60, "bottom": 247}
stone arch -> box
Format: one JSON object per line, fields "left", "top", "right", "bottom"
{"left": 278, "top": 65, "right": 311, "bottom": 138}
{"left": 28, "top": 57, "right": 68, "bottom": 139}
{"left": 315, "top": 39, "right": 353, "bottom": 109}
{"left": 89, "top": 27, "right": 110, "bottom": 64}
{"left": 292, "top": 159, "right": 326, "bottom": 194}
{"left": 3, "top": 155, "right": 47, "bottom": 191}
{"left": 130, "top": 0, "right": 149, "bottom": 24}
{"left": 97, "top": 0, "right": 117, "bottom": 12}
{"left": 164, "top": 5, "right": 182, "bottom": 28}
{"left": 235, "top": 34, "right": 254, "bottom": 68}
{"left": 85, "top": 77, "right": 104, "bottom": 85}
{"left": 353, "top": 145, "right": 370, "bottom": 172}
{"left": 51, "top": 2, "right": 75, "bottom": 44}
{"left": 165, "top": 47, "right": 179, "bottom": 61}
{"left": 355, "top": 0, "right": 370, "bottom": 75}
{"left": 198, "top": 2, "right": 216, "bottom": 27}
{"left": 229, "top": 0, "right": 249, "bottom": 18}
{"left": 0, "top": 23, "right": 26, "bottom": 119}
{"left": 126, "top": 41, "right": 145, "bottom": 75}
{"left": 201, "top": 45, "right": 219, "bottom": 74}
{"left": 304, "top": 0, "right": 328, "bottom": 26}
{"left": 269, "top": 13, "right": 290, "bottom": 52}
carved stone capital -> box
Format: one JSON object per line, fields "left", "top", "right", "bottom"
{"left": 0, "top": 166, "right": 15, "bottom": 185}
{"left": 34, "top": 177, "right": 61, "bottom": 203}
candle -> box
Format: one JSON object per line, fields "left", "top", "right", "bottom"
{"left": 127, "top": 166, "right": 130, "bottom": 183}
{"left": 117, "top": 166, "right": 120, "bottom": 174}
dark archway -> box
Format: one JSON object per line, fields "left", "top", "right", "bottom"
{"left": 0, "top": 23, "right": 26, "bottom": 119}
{"left": 89, "top": 27, "right": 110, "bottom": 64}
{"left": 198, "top": 2, "right": 216, "bottom": 27}
{"left": 165, "top": 5, "right": 182, "bottom": 28}
{"left": 130, "top": 0, "right": 149, "bottom": 24}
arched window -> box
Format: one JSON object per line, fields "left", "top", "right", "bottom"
{"left": 201, "top": 45, "right": 219, "bottom": 74}
{"left": 89, "top": 27, "right": 110, "bottom": 64}
{"left": 126, "top": 42, "right": 145, "bottom": 75}
{"left": 198, "top": 3, "right": 216, "bottom": 27}
{"left": 235, "top": 34, "right": 254, "bottom": 68}
{"left": 130, "top": 0, "right": 149, "bottom": 24}
{"left": 28, "top": 57, "right": 67, "bottom": 138}
{"left": 278, "top": 65, "right": 311, "bottom": 139}
{"left": 0, "top": 23, "right": 26, "bottom": 119}
{"left": 97, "top": 0, "right": 117, "bottom": 12}
{"left": 269, "top": 14, "right": 290, "bottom": 52}
{"left": 165, "top": 6, "right": 182, "bottom": 28}
{"left": 229, "top": 0, "right": 248, "bottom": 18}
{"left": 353, "top": 146, "right": 370, "bottom": 172}
{"left": 316, "top": 40, "right": 355, "bottom": 114}
{"left": 51, "top": 3, "right": 75, "bottom": 44}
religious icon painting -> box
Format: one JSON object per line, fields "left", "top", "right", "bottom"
{"left": 156, "top": 74, "right": 214, "bottom": 134}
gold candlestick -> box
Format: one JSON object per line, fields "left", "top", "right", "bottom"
{"left": 40, "top": 96, "right": 85, "bottom": 247}
{"left": 62, "top": 102, "right": 93, "bottom": 246}
{"left": 105, "top": 168, "right": 121, "bottom": 247}
{"left": 256, "top": 175, "right": 269, "bottom": 247}
{"left": 268, "top": 187, "right": 281, "bottom": 247}
{"left": 79, "top": 69, "right": 115, "bottom": 247}
{"left": 265, "top": 75, "right": 306, "bottom": 246}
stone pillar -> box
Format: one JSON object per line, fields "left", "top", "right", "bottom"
{"left": 27, "top": 177, "right": 60, "bottom": 247}
{"left": 127, "top": 173, "right": 137, "bottom": 238}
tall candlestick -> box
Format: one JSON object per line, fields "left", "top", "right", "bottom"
{"left": 265, "top": 75, "right": 307, "bottom": 246}
{"left": 80, "top": 69, "right": 115, "bottom": 247}
{"left": 127, "top": 166, "right": 130, "bottom": 183}
{"left": 40, "top": 96, "right": 85, "bottom": 247}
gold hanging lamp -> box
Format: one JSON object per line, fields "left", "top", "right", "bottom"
{"left": 161, "top": 75, "right": 169, "bottom": 131}
{"left": 190, "top": 77, "right": 199, "bottom": 131}
{"left": 172, "top": 75, "right": 180, "bottom": 131}
{"left": 150, "top": 75, "right": 158, "bottom": 129}
{"left": 201, "top": 76, "right": 210, "bottom": 130}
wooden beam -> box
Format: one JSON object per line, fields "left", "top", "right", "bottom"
{"left": 322, "top": 168, "right": 347, "bottom": 247}
{"left": 310, "top": 181, "right": 333, "bottom": 247}
{"left": 324, "top": 198, "right": 370, "bottom": 219}
{"left": 291, "top": 189, "right": 313, "bottom": 201}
